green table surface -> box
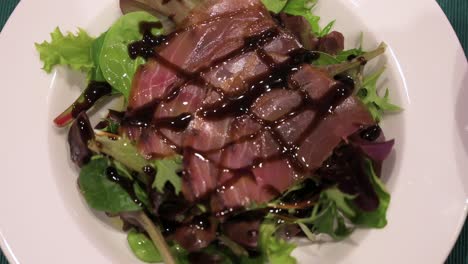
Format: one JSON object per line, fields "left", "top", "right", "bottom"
{"left": 0, "top": 0, "right": 467, "bottom": 263}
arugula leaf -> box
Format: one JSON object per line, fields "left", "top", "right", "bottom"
{"left": 293, "top": 159, "right": 389, "bottom": 237}
{"left": 296, "top": 191, "right": 354, "bottom": 240}
{"left": 283, "top": 0, "right": 321, "bottom": 36}
{"left": 294, "top": 159, "right": 389, "bottom": 236}
{"left": 313, "top": 49, "right": 363, "bottom": 66}
{"left": 35, "top": 27, "right": 95, "bottom": 75}
{"left": 152, "top": 156, "right": 183, "bottom": 194}
{"left": 323, "top": 187, "right": 356, "bottom": 218}
{"left": 306, "top": 160, "right": 389, "bottom": 229}
{"left": 259, "top": 220, "right": 297, "bottom": 264}
{"left": 261, "top": 0, "right": 332, "bottom": 37}
{"left": 311, "top": 199, "right": 354, "bottom": 240}
{"left": 78, "top": 157, "right": 141, "bottom": 213}
{"left": 357, "top": 67, "right": 402, "bottom": 122}
{"left": 324, "top": 43, "right": 386, "bottom": 76}
{"left": 351, "top": 159, "right": 390, "bottom": 228}
{"left": 128, "top": 229, "right": 162, "bottom": 263}
{"left": 336, "top": 48, "right": 363, "bottom": 63}
{"left": 265, "top": 158, "right": 390, "bottom": 240}
{"left": 100, "top": 11, "right": 163, "bottom": 100}
{"left": 285, "top": 0, "right": 334, "bottom": 37}
{"left": 320, "top": 20, "right": 335, "bottom": 36}
{"left": 99, "top": 117, "right": 120, "bottom": 134}
{"left": 261, "top": 0, "right": 288, "bottom": 13}
{"left": 333, "top": 47, "right": 364, "bottom": 85}
{"left": 312, "top": 52, "right": 340, "bottom": 66}
{"left": 105, "top": 120, "right": 120, "bottom": 134}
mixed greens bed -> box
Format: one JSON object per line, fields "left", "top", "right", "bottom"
{"left": 36, "top": 0, "right": 401, "bottom": 263}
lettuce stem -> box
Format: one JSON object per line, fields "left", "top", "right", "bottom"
{"left": 324, "top": 42, "right": 387, "bottom": 76}
{"left": 136, "top": 212, "right": 176, "bottom": 264}
{"left": 218, "top": 235, "right": 249, "bottom": 257}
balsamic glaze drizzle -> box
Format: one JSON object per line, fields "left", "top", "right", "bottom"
{"left": 128, "top": 22, "right": 167, "bottom": 60}
{"left": 124, "top": 18, "right": 355, "bottom": 183}
{"left": 106, "top": 167, "right": 144, "bottom": 207}
{"left": 71, "top": 82, "right": 112, "bottom": 118}
{"left": 360, "top": 125, "right": 381, "bottom": 142}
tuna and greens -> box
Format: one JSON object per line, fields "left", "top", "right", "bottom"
{"left": 36, "top": 0, "right": 400, "bottom": 263}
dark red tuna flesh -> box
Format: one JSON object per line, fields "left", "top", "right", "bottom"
{"left": 124, "top": 0, "right": 375, "bottom": 212}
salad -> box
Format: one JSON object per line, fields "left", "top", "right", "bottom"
{"left": 36, "top": 0, "right": 401, "bottom": 263}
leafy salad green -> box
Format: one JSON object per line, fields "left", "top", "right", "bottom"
{"left": 36, "top": 27, "right": 95, "bottom": 77}
{"left": 36, "top": 11, "right": 161, "bottom": 101}
{"left": 262, "top": 0, "right": 335, "bottom": 36}
{"left": 36, "top": 0, "right": 401, "bottom": 263}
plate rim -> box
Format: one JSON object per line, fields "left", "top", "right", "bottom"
{"left": 0, "top": 0, "right": 467, "bottom": 263}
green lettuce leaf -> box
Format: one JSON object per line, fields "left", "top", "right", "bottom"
{"left": 357, "top": 67, "right": 402, "bottom": 122}
{"left": 36, "top": 12, "right": 162, "bottom": 102}
{"left": 323, "top": 187, "right": 356, "bottom": 218}
{"left": 90, "top": 135, "right": 183, "bottom": 194}
{"left": 133, "top": 183, "right": 150, "bottom": 208}
{"left": 261, "top": 0, "right": 289, "bottom": 13}
{"left": 100, "top": 11, "right": 163, "bottom": 100}
{"left": 170, "top": 243, "right": 190, "bottom": 264}
{"left": 311, "top": 198, "right": 354, "bottom": 240}
{"left": 309, "top": 44, "right": 400, "bottom": 122}
{"left": 35, "top": 27, "right": 95, "bottom": 75}
{"left": 78, "top": 157, "right": 142, "bottom": 213}
{"left": 296, "top": 190, "right": 354, "bottom": 240}
{"left": 152, "top": 156, "right": 183, "bottom": 194}
{"left": 299, "top": 160, "right": 390, "bottom": 230}
{"left": 262, "top": 0, "right": 333, "bottom": 37}
{"left": 128, "top": 229, "right": 162, "bottom": 263}
{"left": 312, "top": 52, "right": 340, "bottom": 66}
{"left": 286, "top": 161, "right": 388, "bottom": 240}
{"left": 91, "top": 135, "right": 150, "bottom": 175}
{"left": 128, "top": 241, "right": 191, "bottom": 264}
{"left": 113, "top": 160, "right": 134, "bottom": 180}
{"left": 351, "top": 159, "right": 391, "bottom": 228}
{"left": 259, "top": 220, "right": 297, "bottom": 264}
{"left": 313, "top": 48, "right": 363, "bottom": 66}
{"left": 99, "top": 117, "right": 120, "bottom": 134}
{"left": 283, "top": 0, "right": 321, "bottom": 36}
{"left": 319, "top": 20, "right": 336, "bottom": 36}
{"left": 335, "top": 48, "right": 363, "bottom": 62}
{"left": 90, "top": 31, "right": 108, "bottom": 82}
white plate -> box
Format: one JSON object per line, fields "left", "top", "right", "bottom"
{"left": 0, "top": 0, "right": 467, "bottom": 263}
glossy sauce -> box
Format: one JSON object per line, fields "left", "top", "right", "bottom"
{"left": 126, "top": 19, "right": 355, "bottom": 185}
{"left": 154, "top": 113, "right": 193, "bottom": 132}
{"left": 106, "top": 167, "right": 144, "bottom": 207}
{"left": 128, "top": 22, "right": 167, "bottom": 60}
{"left": 360, "top": 125, "right": 381, "bottom": 141}
{"left": 71, "top": 81, "right": 112, "bottom": 118}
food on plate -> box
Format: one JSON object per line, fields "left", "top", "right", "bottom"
{"left": 36, "top": 0, "right": 401, "bottom": 263}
